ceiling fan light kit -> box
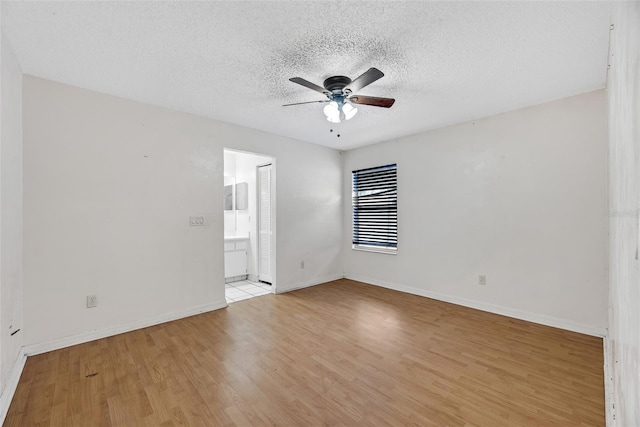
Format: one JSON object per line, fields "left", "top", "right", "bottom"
{"left": 323, "top": 100, "right": 358, "bottom": 123}
{"left": 285, "top": 67, "right": 395, "bottom": 124}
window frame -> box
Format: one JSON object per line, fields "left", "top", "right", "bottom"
{"left": 351, "top": 163, "right": 398, "bottom": 255}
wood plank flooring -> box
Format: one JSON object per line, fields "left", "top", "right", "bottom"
{"left": 5, "top": 279, "right": 604, "bottom": 426}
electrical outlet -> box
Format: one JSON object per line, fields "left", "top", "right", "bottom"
{"left": 87, "top": 295, "right": 98, "bottom": 308}
{"left": 479, "top": 275, "right": 487, "bottom": 286}
{"left": 300, "top": 260, "right": 305, "bottom": 269}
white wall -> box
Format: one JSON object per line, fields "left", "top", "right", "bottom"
{"left": 23, "top": 76, "right": 343, "bottom": 349}
{"left": 343, "top": 90, "right": 608, "bottom": 335}
{"left": 607, "top": 2, "right": 640, "bottom": 425}
{"left": 0, "top": 28, "right": 24, "bottom": 412}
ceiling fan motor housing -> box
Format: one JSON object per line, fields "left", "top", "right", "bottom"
{"left": 323, "top": 76, "right": 352, "bottom": 93}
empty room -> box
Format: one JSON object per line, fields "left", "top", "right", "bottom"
{"left": 0, "top": 1, "right": 638, "bottom": 426}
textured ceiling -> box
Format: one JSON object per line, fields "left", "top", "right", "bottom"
{"left": 2, "top": 1, "right": 611, "bottom": 150}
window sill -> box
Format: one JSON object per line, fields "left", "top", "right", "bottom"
{"left": 352, "top": 245, "right": 397, "bottom": 255}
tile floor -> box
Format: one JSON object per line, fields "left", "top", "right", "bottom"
{"left": 225, "top": 280, "right": 272, "bottom": 304}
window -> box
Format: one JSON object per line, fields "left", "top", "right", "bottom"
{"left": 352, "top": 163, "right": 397, "bottom": 253}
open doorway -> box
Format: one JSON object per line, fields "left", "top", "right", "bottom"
{"left": 223, "top": 149, "right": 276, "bottom": 304}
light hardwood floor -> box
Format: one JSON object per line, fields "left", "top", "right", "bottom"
{"left": 5, "top": 279, "right": 604, "bottom": 426}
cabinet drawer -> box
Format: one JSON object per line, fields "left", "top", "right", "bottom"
{"left": 224, "top": 242, "right": 235, "bottom": 251}
{"left": 225, "top": 250, "right": 247, "bottom": 277}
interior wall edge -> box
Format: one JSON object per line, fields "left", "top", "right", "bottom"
{"left": 343, "top": 274, "right": 607, "bottom": 338}
{"left": 0, "top": 347, "right": 26, "bottom": 427}
{"left": 606, "top": 1, "right": 640, "bottom": 424}
{"left": 0, "top": 16, "right": 24, "bottom": 407}
{"left": 603, "top": 333, "right": 615, "bottom": 426}
{"left": 22, "top": 299, "right": 228, "bottom": 357}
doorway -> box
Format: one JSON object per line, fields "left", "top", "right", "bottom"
{"left": 223, "top": 149, "right": 276, "bottom": 303}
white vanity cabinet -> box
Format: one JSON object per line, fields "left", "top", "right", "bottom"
{"left": 224, "top": 237, "right": 248, "bottom": 279}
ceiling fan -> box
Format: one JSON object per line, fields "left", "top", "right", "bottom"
{"left": 284, "top": 67, "right": 395, "bottom": 123}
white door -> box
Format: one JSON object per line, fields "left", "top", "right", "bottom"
{"left": 258, "top": 164, "right": 273, "bottom": 283}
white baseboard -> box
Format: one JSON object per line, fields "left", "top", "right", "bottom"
{"left": 0, "top": 347, "right": 27, "bottom": 426}
{"left": 23, "top": 299, "right": 228, "bottom": 356}
{"left": 603, "top": 334, "right": 615, "bottom": 426}
{"left": 344, "top": 274, "right": 606, "bottom": 337}
{"left": 276, "top": 273, "right": 344, "bottom": 294}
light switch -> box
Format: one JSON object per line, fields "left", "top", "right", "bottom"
{"left": 189, "top": 216, "right": 205, "bottom": 226}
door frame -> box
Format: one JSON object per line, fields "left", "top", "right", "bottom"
{"left": 222, "top": 148, "right": 276, "bottom": 294}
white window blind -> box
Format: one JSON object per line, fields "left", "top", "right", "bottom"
{"left": 352, "top": 163, "right": 397, "bottom": 253}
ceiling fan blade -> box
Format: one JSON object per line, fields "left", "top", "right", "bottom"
{"left": 282, "top": 100, "right": 329, "bottom": 107}
{"left": 289, "top": 77, "right": 330, "bottom": 95}
{"left": 350, "top": 95, "right": 395, "bottom": 108}
{"left": 345, "top": 68, "right": 384, "bottom": 93}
